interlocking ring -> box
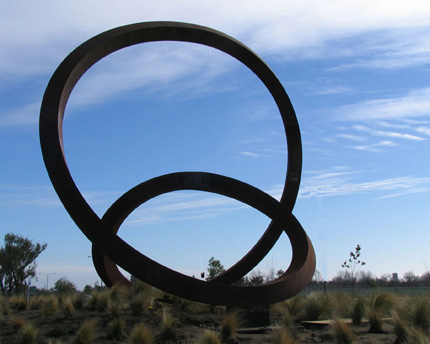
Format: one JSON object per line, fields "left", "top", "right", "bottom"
{"left": 40, "top": 22, "right": 315, "bottom": 307}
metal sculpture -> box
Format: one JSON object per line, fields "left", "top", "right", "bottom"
{"left": 39, "top": 22, "right": 315, "bottom": 307}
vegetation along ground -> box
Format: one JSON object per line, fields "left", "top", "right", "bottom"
{"left": 3, "top": 281, "right": 430, "bottom": 343}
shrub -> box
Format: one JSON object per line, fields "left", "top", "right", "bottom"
{"left": 221, "top": 311, "right": 241, "bottom": 341}
{"left": 90, "top": 289, "right": 110, "bottom": 311}
{"left": 157, "top": 308, "right": 178, "bottom": 342}
{"left": 331, "top": 318, "right": 355, "bottom": 344}
{"left": 19, "top": 323, "right": 39, "bottom": 344}
{"left": 107, "top": 299, "right": 122, "bottom": 318}
{"left": 128, "top": 323, "right": 153, "bottom": 344}
{"left": 75, "top": 319, "right": 98, "bottom": 344}
{"left": 108, "top": 317, "right": 126, "bottom": 341}
{"left": 367, "top": 308, "right": 383, "bottom": 333}
{"left": 109, "top": 283, "right": 129, "bottom": 303}
{"left": 29, "top": 296, "right": 42, "bottom": 310}
{"left": 408, "top": 327, "right": 430, "bottom": 344}
{"left": 272, "top": 327, "right": 299, "bottom": 344}
{"left": 392, "top": 311, "right": 408, "bottom": 344}
{"left": 303, "top": 293, "right": 332, "bottom": 320}
{"left": 370, "top": 293, "right": 396, "bottom": 314}
{"left": 196, "top": 330, "right": 221, "bottom": 344}
{"left": 278, "top": 310, "right": 295, "bottom": 332}
{"left": 62, "top": 297, "right": 75, "bottom": 319}
{"left": 41, "top": 295, "right": 58, "bottom": 317}
{"left": 11, "top": 316, "right": 26, "bottom": 333}
{"left": 409, "top": 297, "right": 430, "bottom": 333}
{"left": 351, "top": 297, "right": 366, "bottom": 325}
{"left": 331, "top": 292, "right": 352, "bottom": 318}
{"left": 9, "top": 294, "right": 27, "bottom": 311}
{"left": 73, "top": 293, "right": 85, "bottom": 310}
{"left": 367, "top": 293, "right": 396, "bottom": 333}
{"left": 285, "top": 295, "right": 304, "bottom": 316}
{"left": 130, "top": 292, "right": 149, "bottom": 316}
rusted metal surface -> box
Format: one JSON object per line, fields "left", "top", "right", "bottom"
{"left": 39, "top": 22, "right": 315, "bottom": 307}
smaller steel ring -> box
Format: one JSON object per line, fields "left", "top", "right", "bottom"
{"left": 92, "top": 172, "right": 315, "bottom": 306}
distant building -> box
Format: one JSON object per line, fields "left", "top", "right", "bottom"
{"left": 392, "top": 273, "right": 399, "bottom": 282}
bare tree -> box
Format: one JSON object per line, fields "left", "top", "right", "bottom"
{"left": 341, "top": 244, "right": 365, "bottom": 295}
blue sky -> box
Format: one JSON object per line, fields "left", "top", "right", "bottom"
{"left": 1, "top": 1, "right": 430, "bottom": 290}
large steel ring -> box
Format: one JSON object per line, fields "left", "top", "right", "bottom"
{"left": 39, "top": 22, "right": 315, "bottom": 307}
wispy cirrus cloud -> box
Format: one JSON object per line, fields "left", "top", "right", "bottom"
{"left": 333, "top": 88, "right": 430, "bottom": 121}
{"left": 351, "top": 140, "right": 398, "bottom": 152}
{"left": 298, "top": 170, "right": 430, "bottom": 199}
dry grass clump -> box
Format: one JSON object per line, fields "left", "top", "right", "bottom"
{"left": 408, "top": 297, "right": 430, "bottom": 333}
{"left": 75, "top": 319, "right": 98, "bottom": 344}
{"left": 0, "top": 296, "right": 11, "bottom": 317}
{"left": 392, "top": 311, "right": 409, "bottom": 344}
{"left": 62, "top": 297, "right": 76, "bottom": 319}
{"left": 88, "top": 289, "right": 110, "bottom": 311}
{"left": 109, "top": 283, "right": 129, "bottom": 303}
{"left": 11, "top": 315, "right": 26, "bottom": 333}
{"left": 351, "top": 297, "right": 366, "bottom": 325}
{"left": 278, "top": 310, "right": 295, "bottom": 333}
{"left": 303, "top": 293, "right": 332, "bottom": 320}
{"left": 18, "top": 323, "right": 39, "bottom": 344}
{"left": 157, "top": 308, "right": 178, "bottom": 342}
{"left": 108, "top": 317, "right": 127, "bottom": 341}
{"left": 9, "top": 294, "right": 27, "bottom": 311}
{"left": 196, "top": 330, "right": 221, "bottom": 344}
{"left": 41, "top": 295, "right": 59, "bottom": 317}
{"left": 367, "top": 293, "right": 396, "bottom": 333}
{"left": 221, "top": 311, "right": 242, "bottom": 341}
{"left": 28, "top": 295, "right": 42, "bottom": 310}
{"left": 130, "top": 292, "right": 151, "bottom": 316}
{"left": 288, "top": 295, "right": 304, "bottom": 316}
{"left": 107, "top": 299, "right": 122, "bottom": 318}
{"left": 391, "top": 297, "right": 430, "bottom": 343}
{"left": 331, "top": 318, "right": 355, "bottom": 344}
{"left": 129, "top": 280, "right": 161, "bottom": 316}
{"left": 331, "top": 292, "right": 352, "bottom": 318}
{"left": 407, "top": 327, "right": 430, "bottom": 343}
{"left": 272, "top": 327, "right": 299, "bottom": 344}
{"left": 128, "top": 322, "right": 153, "bottom": 344}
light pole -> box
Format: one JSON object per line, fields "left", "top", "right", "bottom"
{"left": 40, "top": 272, "right": 56, "bottom": 291}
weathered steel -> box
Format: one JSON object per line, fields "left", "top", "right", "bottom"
{"left": 39, "top": 22, "right": 315, "bottom": 307}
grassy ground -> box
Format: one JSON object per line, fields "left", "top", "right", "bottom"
{"left": 1, "top": 288, "right": 428, "bottom": 343}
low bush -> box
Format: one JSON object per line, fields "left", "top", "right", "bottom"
{"left": 303, "top": 293, "right": 332, "bottom": 320}
{"left": 272, "top": 327, "right": 299, "bottom": 344}
{"left": 128, "top": 322, "right": 153, "bottom": 344}
{"left": 108, "top": 317, "right": 126, "bottom": 341}
{"left": 19, "top": 323, "right": 39, "bottom": 344}
{"left": 75, "top": 319, "right": 98, "bottom": 344}
{"left": 9, "top": 294, "right": 27, "bottom": 311}
{"left": 196, "top": 330, "right": 221, "bottom": 344}
{"left": 331, "top": 318, "right": 355, "bottom": 344}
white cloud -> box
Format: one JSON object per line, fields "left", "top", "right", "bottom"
{"left": 299, "top": 171, "right": 430, "bottom": 199}
{"left": 334, "top": 88, "right": 430, "bottom": 121}
{"left": 240, "top": 151, "right": 262, "bottom": 158}
{"left": 416, "top": 126, "right": 430, "bottom": 136}
{"left": 337, "top": 134, "right": 365, "bottom": 141}
{"left": 0, "top": 102, "right": 40, "bottom": 127}
{"left": 372, "top": 130, "right": 426, "bottom": 141}
{"left": 1, "top": 1, "right": 430, "bottom": 79}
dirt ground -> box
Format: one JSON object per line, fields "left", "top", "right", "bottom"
{"left": 1, "top": 305, "right": 398, "bottom": 344}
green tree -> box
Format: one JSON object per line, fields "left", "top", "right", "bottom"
{"left": 0, "top": 233, "right": 47, "bottom": 294}
{"left": 54, "top": 277, "right": 77, "bottom": 294}
{"left": 206, "top": 257, "right": 225, "bottom": 280}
